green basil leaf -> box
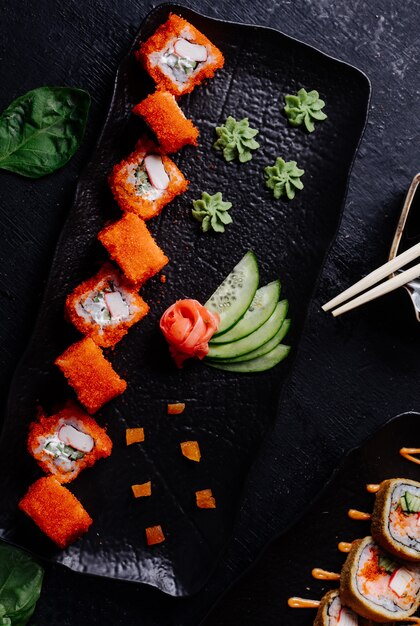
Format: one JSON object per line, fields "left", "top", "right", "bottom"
{"left": 0, "top": 86, "right": 90, "bottom": 178}
{"left": 0, "top": 543, "right": 44, "bottom": 624}
{"left": 8, "top": 603, "right": 35, "bottom": 626}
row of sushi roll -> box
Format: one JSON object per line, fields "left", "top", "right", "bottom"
{"left": 289, "top": 476, "right": 420, "bottom": 624}
{"left": 18, "top": 13, "right": 225, "bottom": 549}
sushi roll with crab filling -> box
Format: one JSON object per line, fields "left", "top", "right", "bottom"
{"left": 136, "top": 13, "right": 224, "bottom": 97}
{"left": 340, "top": 536, "right": 420, "bottom": 622}
{"left": 314, "top": 590, "right": 371, "bottom": 626}
{"left": 28, "top": 403, "right": 112, "bottom": 483}
{"left": 371, "top": 478, "right": 420, "bottom": 562}
{"left": 66, "top": 263, "right": 149, "bottom": 348}
{"left": 133, "top": 91, "right": 199, "bottom": 153}
{"left": 19, "top": 476, "right": 92, "bottom": 549}
{"left": 109, "top": 136, "right": 188, "bottom": 220}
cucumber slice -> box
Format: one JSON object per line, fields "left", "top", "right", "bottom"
{"left": 207, "top": 300, "right": 288, "bottom": 360}
{"left": 207, "top": 343, "right": 291, "bottom": 373}
{"left": 205, "top": 251, "right": 259, "bottom": 336}
{"left": 401, "top": 491, "right": 420, "bottom": 514}
{"left": 210, "top": 280, "right": 281, "bottom": 344}
{"left": 212, "top": 318, "right": 291, "bottom": 364}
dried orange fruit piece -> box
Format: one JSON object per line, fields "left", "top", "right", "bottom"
{"left": 196, "top": 489, "right": 216, "bottom": 509}
{"left": 167, "top": 402, "right": 185, "bottom": 414}
{"left": 146, "top": 524, "right": 165, "bottom": 546}
{"left": 131, "top": 481, "right": 152, "bottom": 498}
{"left": 126, "top": 427, "right": 144, "bottom": 445}
{"left": 180, "top": 441, "right": 201, "bottom": 462}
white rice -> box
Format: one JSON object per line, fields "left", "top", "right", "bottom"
{"left": 125, "top": 162, "right": 164, "bottom": 201}
{"left": 75, "top": 270, "right": 140, "bottom": 336}
{"left": 355, "top": 541, "right": 420, "bottom": 613}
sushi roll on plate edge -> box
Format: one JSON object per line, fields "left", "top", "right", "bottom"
{"left": 340, "top": 536, "right": 420, "bottom": 622}
{"left": 372, "top": 478, "right": 420, "bottom": 563}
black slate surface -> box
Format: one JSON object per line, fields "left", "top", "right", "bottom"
{"left": 1, "top": 1, "right": 419, "bottom": 625}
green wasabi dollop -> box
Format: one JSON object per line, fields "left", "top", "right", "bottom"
{"left": 284, "top": 88, "right": 327, "bottom": 133}
{"left": 213, "top": 116, "right": 260, "bottom": 163}
{"left": 192, "top": 191, "right": 233, "bottom": 233}
{"left": 264, "top": 158, "right": 304, "bottom": 200}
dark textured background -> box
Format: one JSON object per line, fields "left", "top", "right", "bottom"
{"left": 0, "top": 1, "right": 419, "bottom": 624}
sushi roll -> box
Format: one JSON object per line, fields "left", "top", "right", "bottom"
{"left": 133, "top": 91, "right": 199, "bottom": 153}
{"left": 55, "top": 338, "right": 127, "bottom": 414}
{"left": 371, "top": 478, "right": 420, "bottom": 562}
{"left": 19, "top": 476, "right": 92, "bottom": 548}
{"left": 314, "top": 590, "right": 370, "bottom": 626}
{"left": 65, "top": 263, "right": 149, "bottom": 348}
{"left": 109, "top": 136, "right": 188, "bottom": 220}
{"left": 28, "top": 402, "right": 112, "bottom": 483}
{"left": 98, "top": 213, "right": 168, "bottom": 287}
{"left": 136, "top": 13, "right": 224, "bottom": 97}
{"left": 340, "top": 536, "right": 420, "bottom": 622}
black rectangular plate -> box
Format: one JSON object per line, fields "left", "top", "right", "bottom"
{"left": 0, "top": 4, "right": 370, "bottom": 597}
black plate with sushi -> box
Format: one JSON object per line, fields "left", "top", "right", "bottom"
{"left": 209, "top": 412, "right": 419, "bottom": 626}
{"left": 0, "top": 4, "right": 370, "bottom": 597}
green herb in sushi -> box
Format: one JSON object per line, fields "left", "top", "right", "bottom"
{"left": 192, "top": 191, "right": 233, "bottom": 233}
{"left": 284, "top": 88, "right": 327, "bottom": 133}
{"left": 213, "top": 116, "right": 260, "bottom": 163}
{"left": 133, "top": 165, "right": 153, "bottom": 195}
{"left": 162, "top": 51, "right": 197, "bottom": 80}
{"left": 264, "top": 158, "right": 304, "bottom": 200}
{"left": 378, "top": 554, "right": 398, "bottom": 574}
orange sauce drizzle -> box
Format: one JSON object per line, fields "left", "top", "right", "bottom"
{"left": 312, "top": 567, "right": 341, "bottom": 581}
{"left": 348, "top": 508, "right": 371, "bottom": 521}
{"left": 338, "top": 541, "right": 353, "bottom": 553}
{"left": 288, "top": 597, "right": 320, "bottom": 609}
{"left": 366, "top": 483, "right": 380, "bottom": 493}
{"left": 400, "top": 447, "right": 420, "bottom": 465}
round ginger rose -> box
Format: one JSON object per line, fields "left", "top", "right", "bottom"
{"left": 160, "top": 299, "right": 220, "bottom": 368}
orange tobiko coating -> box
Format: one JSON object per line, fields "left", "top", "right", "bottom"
{"left": 19, "top": 476, "right": 92, "bottom": 548}
{"left": 55, "top": 338, "right": 127, "bottom": 414}
{"left": 98, "top": 213, "right": 168, "bottom": 287}
{"left": 136, "top": 13, "right": 225, "bottom": 97}
{"left": 360, "top": 549, "right": 383, "bottom": 582}
{"left": 133, "top": 91, "right": 199, "bottom": 153}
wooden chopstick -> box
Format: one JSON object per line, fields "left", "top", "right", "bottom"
{"left": 331, "top": 261, "right": 420, "bottom": 317}
{"left": 322, "top": 241, "right": 420, "bottom": 312}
